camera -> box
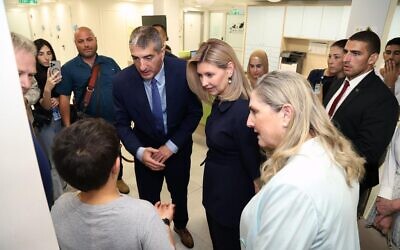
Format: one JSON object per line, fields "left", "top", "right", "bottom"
{"left": 49, "top": 60, "right": 61, "bottom": 76}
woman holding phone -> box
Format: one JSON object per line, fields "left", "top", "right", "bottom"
{"left": 33, "top": 38, "right": 63, "bottom": 199}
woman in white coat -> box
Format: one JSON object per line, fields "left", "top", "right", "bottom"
{"left": 240, "top": 71, "right": 365, "bottom": 250}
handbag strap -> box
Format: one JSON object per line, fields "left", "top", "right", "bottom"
{"left": 82, "top": 64, "right": 100, "bottom": 109}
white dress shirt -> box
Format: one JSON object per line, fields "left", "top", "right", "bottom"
{"left": 326, "top": 70, "right": 373, "bottom": 117}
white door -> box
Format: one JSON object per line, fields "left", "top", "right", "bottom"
{"left": 209, "top": 12, "right": 225, "bottom": 41}
{"left": 183, "top": 11, "right": 202, "bottom": 51}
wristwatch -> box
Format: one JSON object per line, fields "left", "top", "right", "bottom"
{"left": 162, "top": 218, "right": 170, "bottom": 226}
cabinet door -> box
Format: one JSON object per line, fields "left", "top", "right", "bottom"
{"left": 246, "top": 6, "right": 285, "bottom": 71}
{"left": 301, "top": 6, "right": 323, "bottom": 39}
{"left": 319, "top": 6, "right": 343, "bottom": 41}
{"left": 283, "top": 6, "right": 303, "bottom": 38}
{"left": 337, "top": 6, "right": 351, "bottom": 40}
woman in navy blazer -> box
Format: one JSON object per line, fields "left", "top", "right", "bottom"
{"left": 187, "top": 39, "right": 261, "bottom": 250}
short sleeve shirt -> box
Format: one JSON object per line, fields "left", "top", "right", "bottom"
{"left": 56, "top": 54, "right": 121, "bottom": 123}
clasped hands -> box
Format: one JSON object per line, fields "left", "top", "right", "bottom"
{"left": 142, "top": 145, "right": 173, "bottom": 171}
{"left": 373, "top": 196, "right": 398, "bottom": 234}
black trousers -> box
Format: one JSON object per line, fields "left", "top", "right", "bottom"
{"left": 206, "top": 212, "right": 241, "bottom": 250}
{"left": 134, "top": 149, "right": 191, "bottom": 229}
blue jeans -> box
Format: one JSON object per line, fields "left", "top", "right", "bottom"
{"left": 36, "top": 119, "right": 65, "bottom": 200}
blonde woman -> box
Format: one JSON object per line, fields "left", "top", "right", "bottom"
{"left": 247, "top": 50, "right": 269, "bottom": 88}
{"left": 187, "top": 39, "right": 261, "bottom": 250}
{"left": 240, "top": 71, "right": 365, "bottom": 249}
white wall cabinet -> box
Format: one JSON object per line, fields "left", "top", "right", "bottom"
{"left": 319, "top": 6, "right": 351, "bottom": 40}
{"left": 283, "top": 6, "right": 303, "bottom": 38}
{"left": 245, "top": 6, "right": 285, "bottom": 71}
{"left": 284, "top": 5, "right": 350, "bottom": 41}
{"left": 301, "top": 6, "right": 323, "bottom": 39}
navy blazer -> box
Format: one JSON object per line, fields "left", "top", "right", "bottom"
{"left": 324, "top": 71, "right": 398, "bottom": 189}
{"left": 203, "top": 99, "right": 261, "bottom": 227}
{"left": 113, "top": 56, "right": 202, "bottom": 156}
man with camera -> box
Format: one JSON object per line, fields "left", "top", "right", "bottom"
{"left": 56, "top": 26, "right": 130, "bottom": 194}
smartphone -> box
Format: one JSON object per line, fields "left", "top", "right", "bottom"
{"left": 49, "top": 60, "right": 61, "bottom": 77}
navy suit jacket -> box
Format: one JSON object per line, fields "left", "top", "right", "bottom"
{"left": 323, "top": 71, "right": 398, "bottom": 189}
{"left": 113, "top": 56, "right": 202, "bottom": 158}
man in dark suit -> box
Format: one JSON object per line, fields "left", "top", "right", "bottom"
{"left": 113, "top": 26, "right": 202, "bottom": 248}
{"left": 323, "top": 30, "right": 399, "bottom": 216}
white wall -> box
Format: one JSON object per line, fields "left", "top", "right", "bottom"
{"left": 388, "top": 5, "right": 400, "bottom": 40}
{"left": 68, "top": 0, "right": 153, "bottom": 67}
{"left": 7, "top": 0, "right": 153, "bottom": 69}
{"left": 0, "top": 2, "right": 58, "bottom": 249}
{"left": 346, "top": 0, "right": 394, "bottom": 37}
{"left": 6, "top": 8, "right": 31, "bottom": 38}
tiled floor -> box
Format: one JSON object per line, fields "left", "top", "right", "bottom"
{"left": 120, "top": 126, "right": 391, "bottom": 250}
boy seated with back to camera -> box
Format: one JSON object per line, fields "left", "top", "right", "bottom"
{"left": 50, "top": 118, "right": 175, "bottom": 250}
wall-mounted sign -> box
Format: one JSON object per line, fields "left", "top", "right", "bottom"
{"left": 229, "top": 8, "right": 243, "bottom": 15}
{"left": 18, "top": 0, "right": 38, "bottom": 4}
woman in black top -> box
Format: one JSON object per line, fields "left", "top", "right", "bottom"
{"left": 307, "top": 39, "right": 347, "bottom": 100}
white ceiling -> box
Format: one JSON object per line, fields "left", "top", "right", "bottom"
{"left": 4, "top": 0, "right": 353, "bottom": 10}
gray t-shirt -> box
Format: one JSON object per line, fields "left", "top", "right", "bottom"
{"left": 51, "top": 192, "right": 173, "bottom": 250}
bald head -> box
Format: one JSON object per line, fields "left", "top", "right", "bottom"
{"left": 74, "top": 26, "right": 98, "bottom": 59}
{"left": 74, "top": 27, "right": 94, "bottom": 40}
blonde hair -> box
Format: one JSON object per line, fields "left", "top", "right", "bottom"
{"left": 187, "top": 38, "right": 251, "bottom": 103}
{"left": 255, "top": 71, "right": 365, "bottom": 186}
{"left": 247, "top": 50, "right": 269, "bottom": 87}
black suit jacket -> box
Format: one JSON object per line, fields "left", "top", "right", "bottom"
{"left": 324, "top": 71, "right": 398, "bottom": 189}
{"left": 113, "top": 56, "right": 202, "bottom": 158}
